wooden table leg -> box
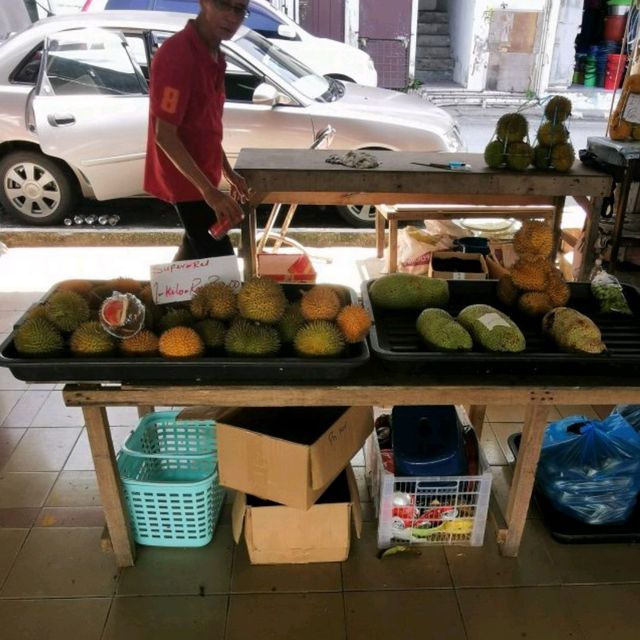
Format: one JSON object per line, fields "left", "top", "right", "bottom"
{"left": 608, "top": 164, "right": 635, "bottom": 274}
{"left": 241, "top": 199, "right": 260, "bottom": 280}
{"left": 375, "top": 208, "right": 385, "bottom": 259}
{"left": 468, "top": 405, "right": 486, "bottom": 439}
{"left": 389, "top": 220, "right": 398, "bottom": 273}
{"left": 137, "top": 406, "right": 153, "bottom": 419}
{"left": 83, "top": 406, "right": 135, "bottom": 567}
{"left": 579, "top": 196, "right": 604, "bottom": 281}
{"left": 498, "top": 402, "right": 549, "bottom": 557}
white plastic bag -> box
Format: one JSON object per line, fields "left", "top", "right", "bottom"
{"left": 393, "top": 226, "right": 450, "bottom": 275}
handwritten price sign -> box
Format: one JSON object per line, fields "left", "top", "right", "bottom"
{"left": 149, "top": 255, "right": 242, "bottom": 304}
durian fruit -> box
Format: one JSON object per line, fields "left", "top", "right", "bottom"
{"left": 542, "top": 307, "right": 605, "bottom": 354}
{"left": 609, "top": 119, "right": 633, "bottom": 141}
{"left": 118, "top": 329, "right": 159, "bottom": 356}
{"left": 224, "top": 318, "right": 281, "bottom": 356}
{"left": 14, "top": 317, "right": 64, "bottom": 356}
{"left": 44, "top": 290, "right": 91, "bottom": 332}
{"left": 237, "top": 277, "right": 287, "bottom": 324}
{"left": 194, "top": 318, "right": 227, "bottom": 350}
{"left": 544, "top": 96, "right": 572, "bottom": 123}
{"left": 550, "top": 143, "right": 575, "bottom": 172}
{"left": 496, "top": 274, "right": 520, "bottom": 307}
{"left": 24, "top": 304, "right": 48, "bottom": 322}
{"left": 103, "top": 277, "right": 142, "bottom": 295}
{"left": 496, "top": 113, "right": 528, "bottom": 143}
{"left": 546, "top": 269, "right": 571, "bottom": 307}
{"left": 158, "top": 326, "right": 204, "bottom": 358}
{"left": 517, "top": 291, "right": 554, "bottom": 317}
{"left": 294, "top": 321, "right": 345, "bottom": 357}
{"left": 157, "top": 307, "right": 195, "bottom": 333}
{"left": 512, "top": 221, "right": 553, "bottom": 258}
{"left": 336, "top": 304, "right": 372, "bottom": 343}
{"left": 55, "top": 279, "right": 94, "bottom": 298}
{"left": 505, "top": 141, "right": 533, "bottom": 171}
{"left": 300, "top": 285, "right": 342, "bottom": 321}
{"left": 277, "top": 302, "right": 305, "bottom": 343}
{"left": 190, "top": 281, "right": 237, "bottom": 321}
{"left": 138, "top": 283, "right": 154, "bottom": 305}
{"left": 70, "top": 321, "right": 116, "bottom": 356}
{"left": 537, "top": 122, "right": 569, "bottom": 147}
{"left": 510, "top": 254, "right": 549, "bottom": 291}
{"left": 484, "top": 139, "right": 506, "bottom": 169}
{"left": 533, "top": 145, "right": 553, "bottom": 170}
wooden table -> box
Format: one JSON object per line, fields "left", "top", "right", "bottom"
{"left": 62, "top": 370, "right": 640, "bottom": 568}
{"left": 235, "top": 149, "right": 613, "bottom": 280}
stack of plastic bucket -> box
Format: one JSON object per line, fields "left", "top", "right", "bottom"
{"left": 605, "top": 53, "right": 628, "bottom": 90}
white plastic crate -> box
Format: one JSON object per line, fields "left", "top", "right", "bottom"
{"left": 365, "top": 405, "right": 492, "bottom": 548}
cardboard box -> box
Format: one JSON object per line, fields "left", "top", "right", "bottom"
{"left": 217, "top": 406, "right": 373, "bottom": 510}
{"left": 429, "top": 251, "right": 488, "bottom": 280}
{"left": 232, "top": 465, "right": 362, "bottom": 564}
{"left": 257, "top": 252, "right": 316, "bottom": 283}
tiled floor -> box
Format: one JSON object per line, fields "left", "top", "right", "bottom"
{"left": 1, "top": 244, "right": 640, "bottom": 639}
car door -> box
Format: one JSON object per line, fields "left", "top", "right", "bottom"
{"left": 31, "top": 27, "right": 149, "bottom": 200}
{"left": 221, "top": 52, "right": 315, "bottom": 167}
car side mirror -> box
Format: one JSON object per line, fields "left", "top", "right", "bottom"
{"left": 276, "top": 25, "right": 297, "bottom": 39}
{"left": 253, "top": 82, "right": 293, "bottom": 106}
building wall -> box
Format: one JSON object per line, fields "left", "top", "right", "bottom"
{"left": 448, "top": 0, "right": 478, "bottom": 88}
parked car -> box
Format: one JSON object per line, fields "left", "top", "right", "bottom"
{"left": 0, "top": 11, "right": 464, "bottom": 227}
{"left": 82, "top": 0, "right": 378, "bottom": 86}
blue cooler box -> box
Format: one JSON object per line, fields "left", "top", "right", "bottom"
{"left": 391, "top": 405, "right": 466, "bottom": 477}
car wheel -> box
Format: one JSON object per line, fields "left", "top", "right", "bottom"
{"left": 336, "top": 204, "right": 377, "bottom": 228}
{"left": 0, "top": 151, "right": 77, "bottom": 226}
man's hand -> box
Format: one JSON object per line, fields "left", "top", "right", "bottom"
{"left": 225, "top": 169, "right": 250, "bottom": 204}
{"left": 203, "top": 186, "right": 244, "bottom": 225}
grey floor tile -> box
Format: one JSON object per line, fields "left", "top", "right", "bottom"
{"left": 0, "top": 428, "right": 26, "bottom": 468}
{"left": 488, "top": 421, "right": 522, "bottom": 464}
{"left": 0, "top": 508, "right": 40, "bottom": 528}
{"left": 64, "top": 426, "right": 132, "bottom": 471}
{"left": 565, "top": 584, "right": 640, "bottom": 640}
{"left": 0, "top": 471, "right": 57, "bottom": 508}
{"left": 231, "top": 529, "right": 341, "bottom": 593}
{"left": 118, "top": 525, "right": 234, "bottom": 596}
{"left": 1, "top": 527, "right": 119, "bottom": 597}
{"left": 445, "top": 519, "right": 561, "bottom": 587}
{"left": 30, "top": 391, "right": 84, "bottom": 427}
{"left": 556, "top": 404, "right": 600, "bottom": 419}
{"left": 0, "top": 391, "right": 23, "bottom": 425}
{"left": 1, "top": 390, "right": 50, "bottom": 428}
{"left": 103, "top": 595, "right": 227, "bottom": 640}
{"left": 543, "top": 536, "right": 640, "bottom": 584}
{"left": 0, "top": 598, "right": 111, "bottom": 640}
{"left": 45, "top": 470, "right": 100, "bottom": 507}
{"left": 479, "top": 422, "right": 508, "bottom": 466}
{"left": 4, "top": 427, "right": 81, "bottom": 471}
{"left": 345, "top": 589, "right": 466, "bottom": 640}
{"left": 342, "top": 522, "right": 452, "bottom": 590}
{"left": 457, "top": 586, "right": 582, "bottom": 640}
{"left": 490, "top": 465, "right": 540, "bottom": 520}
{"left": 0, "top": 291, "right": 41, "bottom": 311}
{"left": 226, "top": 593, "right": 345, "bottom": 640}
{"left": 0, "top": 310, "right": 23, "bottom": 333}
{"left": 0, "top": 528, "right": 28, "bottom": 587}
{"left": 0, "top": 369, "right": 28, "bottom": 392}
{"left": 36, "top": 506, "right": 105, "bottom": 528}
{"left": 485, "top": 405, "right": 526, "bottom": 423}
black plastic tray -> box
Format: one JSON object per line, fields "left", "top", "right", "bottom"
{"left": 508, "top": 432, "right": 640, "bottom": 544}
{"left": 361, "top": 278, "right": 640, "bottom": 375}
{"left": 0, "top": 282, "right": 369, "bottom": 384}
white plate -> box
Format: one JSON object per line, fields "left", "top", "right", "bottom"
{"left": 459, "top": 218, "right": 515, "bottom": 232}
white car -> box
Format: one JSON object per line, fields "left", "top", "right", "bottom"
{"left": 82, "top": 0, "right": 378, "bottom": 86}
{"left": 0, "top": 11, "right": 463, "bottom": 227}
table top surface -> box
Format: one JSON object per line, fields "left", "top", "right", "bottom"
{"left": 235, "top": 149, "right": 613, "bottom": 198}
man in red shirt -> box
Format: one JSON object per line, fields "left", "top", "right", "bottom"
{"left": 144, "top": 0, "right": 250, "bottom": 260}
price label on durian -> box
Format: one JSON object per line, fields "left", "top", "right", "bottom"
{"left": 150, "top": 255, "right": 241, "bottom": 304}
{"left": 623, "top": 94, "right": 640, "bottom": 124}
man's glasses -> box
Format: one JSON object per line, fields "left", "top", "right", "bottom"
{"left": 213, "top": 0, "right": 250, "bottom": 19}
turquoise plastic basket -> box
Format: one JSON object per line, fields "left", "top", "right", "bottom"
{"left": 117, "top": 411, "right": 225, "bottom": 547}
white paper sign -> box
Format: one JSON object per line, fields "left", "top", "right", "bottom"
{"left": 623, "top": 93, "right": 640, "bottom": 124}
{"left": 149, "top": 255, "right": 242, "bottom": 304}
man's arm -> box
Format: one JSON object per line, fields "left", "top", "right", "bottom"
{"left": 154, "top": 118, "right": 243, "bottom": 223}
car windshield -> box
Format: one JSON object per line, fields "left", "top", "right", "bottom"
{"left": 234, "top": 29, "right": 342, "bottom": 102}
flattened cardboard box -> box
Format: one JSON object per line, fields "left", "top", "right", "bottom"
{"left": 429, "top": 251, "right": 488, "bottom": 280}
{"left": 232, "top": 465, "right": 362, "bottom": 564}
{"left": 217, "top": 406, "right": 373, "bottom": 510}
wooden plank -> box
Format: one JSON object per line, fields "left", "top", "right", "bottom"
{"left": 500, "top": 402, "right": 549, "bottom": 557}
{"left": 468, "top": 405, "right": 487, "bottom": 438}
{"left": 82, "top": 406, "right": 135, "bottom": 567}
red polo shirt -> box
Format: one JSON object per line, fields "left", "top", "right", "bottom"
{"left": 144, "top": 20, "right": 226, "bottom": 203}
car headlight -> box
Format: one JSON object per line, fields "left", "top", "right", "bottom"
{"left": 444, "top": 125, "right": 466, "bottom": 152}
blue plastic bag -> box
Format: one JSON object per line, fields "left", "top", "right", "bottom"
{"left": 536, "top": 413, "right": 640, "bottom": 525}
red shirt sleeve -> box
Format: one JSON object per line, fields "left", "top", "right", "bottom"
{"left": 149, "top": 43, "right": 193, "bottom": 127}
